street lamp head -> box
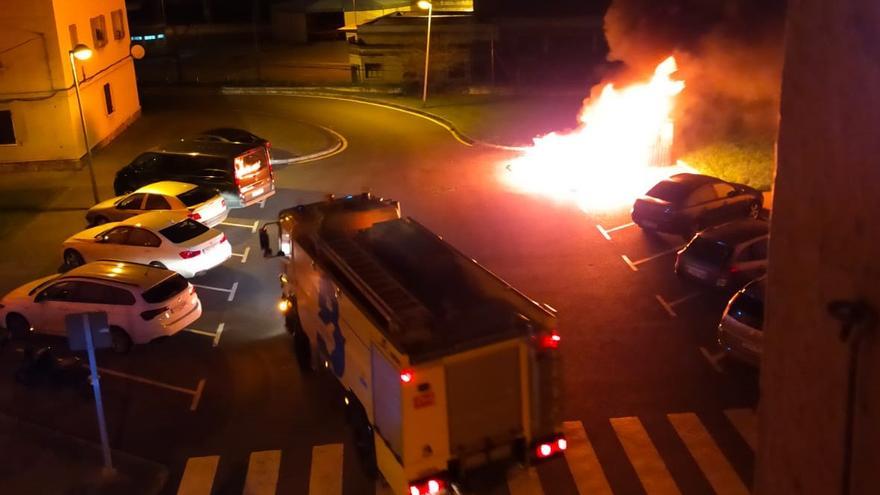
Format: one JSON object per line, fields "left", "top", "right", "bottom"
{"left": 417, "top": 1, "right": 432, "bottom": 10}
{"left": 71, "top": 43, "right": 93, "bottom": 61}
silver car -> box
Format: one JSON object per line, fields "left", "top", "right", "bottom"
{"left": 86, "top": 181, "right": 228, "bottom": 227}
{"left": 717, "top": 276, "right": 765, "bottom": 367}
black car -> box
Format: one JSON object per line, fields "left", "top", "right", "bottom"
{"left": 192, "top": 128, "right": 270, "bottom": 149}
{"left": 631, "top": 173, "right": 762, "bottom": 237}
{"left": 114, "top": 139, "right": 275, "bottom": 209}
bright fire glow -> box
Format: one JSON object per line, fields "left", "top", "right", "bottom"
{"left": 503, "top": 56, "right": 695, "bottom": 212}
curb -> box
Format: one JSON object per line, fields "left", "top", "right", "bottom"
{"left": 220, "top": 86, "right": 529, "bottom": 151}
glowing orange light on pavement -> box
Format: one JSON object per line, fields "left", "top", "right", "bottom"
{"left": 503, "top": 56, "right": 694, "bottom": 212}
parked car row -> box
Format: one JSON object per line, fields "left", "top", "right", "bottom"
{"left": 633, "top": 173, "right": 768, "bottom": 367}
{"left": 0, "top": 128, "right": 274, "bottom": 353}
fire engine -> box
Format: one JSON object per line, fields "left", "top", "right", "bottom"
{"left": 259, "top": 193, "right": 564, "bottom": 494}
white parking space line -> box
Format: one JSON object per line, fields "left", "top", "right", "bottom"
{"left": 655, "top": 295, "right": 677, "bottom": 317}
{"left": 622, "top": 255, "right": 639, "bottom": 272}
{"left": 221, "top": 219, "right": 260, "bottom": 233}
{"left": 97, "top": 367, "right": 206, "bottom": 411}
{"left": 596, "top": 222, "right": 636, "bottom": 241}
{"left": 177, "top": 455, "right": 219, "bottom": 495}
{"left": 507, "top": 466, "right": 544, "bottom": 495}
{"left": 626, "top": 245, "right": 685, "bottom": 269}
{"left": 184, "top": 323, "right": 225, "bottom": 348}
{"left": 655, "top": 292, "right": 701, "bottom": 318}
{"left": 699, "top": 347, "right": 725, "bottom": 373}
{"left": 562, "top": 420, "right": 613, "bottom": 495}
{"left": 245, "top": 450, "right": 282, "bottom": 495}
{"left": 231, "top": 246, "right": 251, "bottom": 264}
{"left": 193, "top": 282, "right": 239, "bottom": 302}
{"left": 724, "top": 408, "right": 758, "bottom": 451}
{"left": 309, "top": 444, "right": 344, "bottom": 495}
{"left": 259, "top": 199, "right": 266, "bottom": 209}
{"left": 667, "top": 413, "right": 750, "bottom": 495}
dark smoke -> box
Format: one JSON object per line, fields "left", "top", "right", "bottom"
{"left": 603, "top": 0, "right": 788, "bottom": 152}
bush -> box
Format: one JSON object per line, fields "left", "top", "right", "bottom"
{"left": 681, "top": 142, "right": 775, "bottom": 191}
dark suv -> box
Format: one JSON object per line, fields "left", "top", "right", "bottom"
{"left": 114, "top": 139, "right": 275, "bottom": 209}
{"left": 631, "top": 173, "right": 762, "bottom": 237}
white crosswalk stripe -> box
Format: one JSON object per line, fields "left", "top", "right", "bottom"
{"left": 244, "top": 450, "right": 282, "bottom": 495}
{"left": 177, "top": 455, "right": 220, "bottom": 495}
{"left": 724, "top": 408, "right": 758, "bottom": 451}
{"left": 309, "top": 444, "right": 344, "bottom": 495}
{"left": 562, "top": 420, "right": 613, "bottom": 495}
{"left": 668, "top": 413, "right": 749, "bottom": 495}
{"left": 610, "top": 416, "right": 681, "bottom": 495}
{"left": 507, "top": 466, "right": 544, "bottom": 495}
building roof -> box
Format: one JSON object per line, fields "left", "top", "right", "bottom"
{"left": 275, "top": 0, "right": 412, "bottom": 13}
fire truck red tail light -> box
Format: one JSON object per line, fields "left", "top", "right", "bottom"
{"left": 409, "top": 477, "right": 446, "bottom": 495}
{"left": 534, "top": 434, "right": 567, "bottom": 459}
{"left": 538, "top": 330, "right": 561, "bottom": 350}
{"left": 400, "top": 370, "right": 413, "bottom": 383}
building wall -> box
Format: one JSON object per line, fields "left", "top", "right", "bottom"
{"left": 757, "top": 1, "right": 880, "bottom": 493}
{"left": 0, "top": 0, "right": 140, "bottom": 164}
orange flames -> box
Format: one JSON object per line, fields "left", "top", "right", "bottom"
{"left": 503, "top": 56, "right": 693, "bottom": 212}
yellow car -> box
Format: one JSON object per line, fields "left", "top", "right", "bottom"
{"left": 85, "top": 181, "right": 228, "bottom": 227}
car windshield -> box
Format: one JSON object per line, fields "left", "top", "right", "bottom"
{"left": 686, "top": 237, "right": 733, "bottom": 264}
{"left": 728, "top": 291, "right": 764, "bottom": 330}
{"left": 177, "top": 186, "right": 219, "bottom": 207}
{"left": 142, "top": 274, "right": 189, "bottom": 303}
{"left": 646, "top": 181, "right": 689, "bottom": 202}
{"left": 159, "top": 219, "right": 209, "bottom": 243}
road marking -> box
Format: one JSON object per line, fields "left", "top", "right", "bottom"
{"left": 193, "top": 282, "right": 239, "bottom": 302}
{"left": 626, "top": 245, "right": 685, "bottom": 269}
{"left": 699, "top": 347, "right": 725, "bottom": 373}
{"left": 97, "top": 367, "right": 205, "bottom": 411}
{"left": 221, "top": 219, "right": 259, "bottom": 233}
{"left": 668, "top": 292, "right": 700, "bottom": 307}
{"left": 507, "top": 466, "right": 544, "bottom": 495}
{"left": 597, "top": 222, "right": 635, "bottom": 240}
{"left": 294, "top": 123, "right": 350, "bottom": 163}
{"left": 622, "top": 255, "right": 639, "bottom": 272}
{"left": 231, "top": 246, "right": 251, "bottom": 264}
{"left": 610, "top": 417, "right": 681, "bottom": 495}
{"left": 184, "top": 323, "right": 225, "bottom": 348}
{"left": 724, "top": 408, "right": 758, "bottom": 451}
{"left": 259, "top": 199, "right": 266, "bottom": 209}
{"left": 309, "top": 444, "right": 343, "bottom": 495}
{"left": 244, "top": 450, "right": 282, "bottom": 495}
{"left": 562, "top": 420, "right": 613, "bottom": 495}
{"left": 655, "top": 295, "right": 677, "bottom": 317}
{"left": 177, "top": 455, "right": 219, "bottom": 495}
{"left": 667, "top": 413, "right": 749, "bottom": 495}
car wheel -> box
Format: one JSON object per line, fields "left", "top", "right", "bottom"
{"left": 63, "top": 249, "right": 85, "bottom": 269}
{"left": 148, "top": 261, "right": 167, "bottom": 270}
{"left": 6, "top": 313, "right": 31, "bottom": 340}
{"left": 748, "top": 202, "right": 761, "bottom": 219}
{"left": 109, "top": 326, "right": 132, "bottom": 354}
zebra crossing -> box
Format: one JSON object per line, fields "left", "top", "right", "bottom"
{"left": 174, "top": 408, "right": 757, "bottom": 495}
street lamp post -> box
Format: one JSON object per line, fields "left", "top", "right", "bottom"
{"left": 417, "top": 1, "right": 433, "bottom": 105}
{"left": 68, "top": 43, "right": 100, "bottom": 204}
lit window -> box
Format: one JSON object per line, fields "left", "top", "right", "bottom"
{"left": 90, "top": 15, "right": 107, "bottom": 48}
{"left": 111, "top": 10, "right": 125, "bottom": 40}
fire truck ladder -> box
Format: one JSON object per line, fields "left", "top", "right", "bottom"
{"left": 321, "top": 237, "right": 431, "bottom": 334}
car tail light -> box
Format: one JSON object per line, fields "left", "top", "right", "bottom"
{"left": 536, "top": 329, "right": 561, "bottom": 350}
{"left": 188, "top": 211, "right": 202, "bottom": 221}
{"left": 409, "top": 475, "right": 448, "bottom": 495}
{"left": 219, "top": 233, "right": 227, "bottom": 243}
{"left": 140, "top": 307, "right": 169, "bottom": 321}
{"left": 533, "top": 434, "right": 567, "bottom": 460}
{"left": 179, "top": 249, "right": 202, "bottom": 259}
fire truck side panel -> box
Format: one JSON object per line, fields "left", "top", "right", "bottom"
{"left": 443, "top": 338, "right": 526, "bottom": 469}
{"left": 401, "top": 362, "right": 451, "bottom": 482}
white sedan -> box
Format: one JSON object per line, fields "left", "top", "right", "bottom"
{"left": 62, "top": 211, "right": 232, "bottom": 278}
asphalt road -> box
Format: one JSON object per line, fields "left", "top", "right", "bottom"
{"left": 0, "top": 91, "right": 759, "bottom": 495}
